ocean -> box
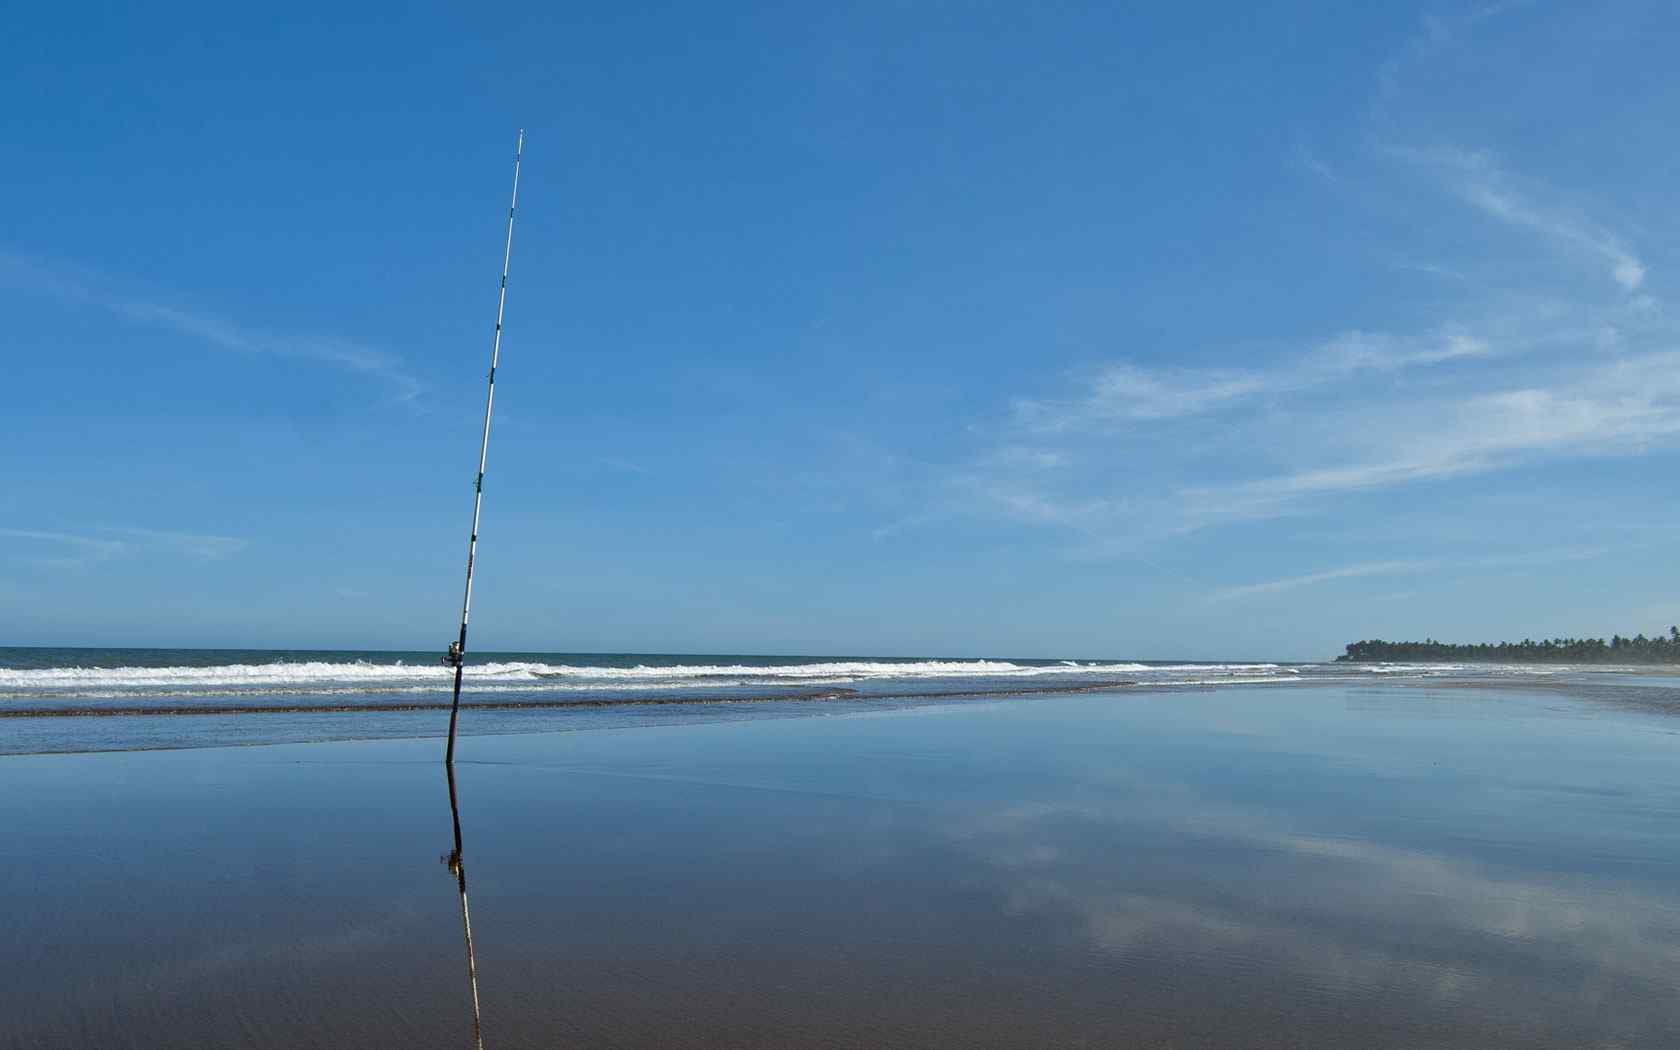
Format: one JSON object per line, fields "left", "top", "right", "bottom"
{"left": 0, "top": 646, "right": 1559, "bottom": 755}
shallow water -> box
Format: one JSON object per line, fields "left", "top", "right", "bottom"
{"left": 0, "top": 646, "right": 1575, "bottom": 754}
{"left": 3, "top": 681, "right": 1678, "bottom": 1047}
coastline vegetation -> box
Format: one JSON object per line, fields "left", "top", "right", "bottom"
{"left": 1339, "top": 628, "right": 1680, "bottom": 664}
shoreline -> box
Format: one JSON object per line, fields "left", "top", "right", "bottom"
{"left": 0, "top": 678, "right": 1143, "bottom": 719}
{"left": 8, "top": 669, "right": 1670, "bottom": 760}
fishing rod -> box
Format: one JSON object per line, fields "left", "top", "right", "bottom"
{"left": 445, "top": 129, "right": 524, "bottom": 766}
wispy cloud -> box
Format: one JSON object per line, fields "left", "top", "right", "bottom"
{"left": 1375, "top": 1, "right": 1536, "bottom": 105}
{"left": 1209, "top": 560, "right": 1436, "bottom": 602}
{"left": 1183, "top": 349, "right": 1680, "bottom": 514}
{"left": 0, "top": 526, "right": 248, "bottom": 570}
{"left": 101, "top": 526, "right": 250, "bottom": 562}
{"left": 1013, "top": 325, "right": 1497, "bottom": 434}
{"left": 959, "top": 8, "right": 1671, "bottom": 557}
{"left": 1208, "top": 547, "right": 1612, "bottom": 604}
{"left": 1394, "top": 146, "right": 1647, "bottom": 291}
{"left": 0, "top": 529, "right": 129, "bottom": 570}
{"left": 1016, "top": 364, "right": 1270, "bottom": 428}
{"left": 966, "top": 295, "right": 1679, "bottom": 550}
{"left": 0, "top": 249, "right": 421, "bottom": 400}
{"left": 1389, "top": 260, "right": 1467, "bottom": 282}
{"left": 1293, "top": 142, "right": 1343, "bottom": 186}
{"left": 598, "top": 456, "right": 651, "bottom": 476}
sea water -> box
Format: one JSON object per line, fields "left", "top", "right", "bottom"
{"left": 0, "top": 646, "right": 1562, "bottom": 754}
{"left": 2, "top": 679, "right": 1677, "bottom": 1047}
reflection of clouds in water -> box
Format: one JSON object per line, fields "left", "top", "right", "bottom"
{"left": 943, "top": 796, "right": 1680, "bottom": 1034}
{"left": 25, "top": 895, "right": 431, "bottom": 1035}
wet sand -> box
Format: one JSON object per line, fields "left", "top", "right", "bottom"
{"left": 4, "top": 681, "right": 1679, "bottom": 1048}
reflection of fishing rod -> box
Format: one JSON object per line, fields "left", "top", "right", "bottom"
{"left": 444, "top": 130, "right": 525, "bottom": 766}
{"left": 443, "top": 763, "right": 486, "bottom": 1049}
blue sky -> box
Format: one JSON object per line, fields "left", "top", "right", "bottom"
{"left": 4, "top": 2, "right": 1678, "bottom": 659}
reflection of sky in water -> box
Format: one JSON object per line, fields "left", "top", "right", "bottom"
{"left": 931, "top": 688, "right": 1680, "bottom": 1045}
{"left": 3, "top": 682, "right": 1678, "bottom": 1047}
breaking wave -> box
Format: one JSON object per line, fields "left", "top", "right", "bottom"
{"left": 3, "top": 651, "right": 1559, "bottom": 708}
{"left": 0, "top": 658, "right": 1181, "bottom": 701}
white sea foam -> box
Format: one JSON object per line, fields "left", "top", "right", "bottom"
{"left": 0, "top": 658, "right": 1150, "bottom": 688}
{"left": 1134, "top": 663, "right": 1292, "bottom": 673}
{"left": 0, "top": 658, "right": 1191, "bottom": 699}
{"left": 2, "top": 657, "right": 1442, "bottom": 709}
{"left": 0, "top": 654, "right": 1581, "bottom": 702}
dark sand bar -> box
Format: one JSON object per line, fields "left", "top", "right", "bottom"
{"left": 6, "top": 682, "right": 1680, "bottom": 1048}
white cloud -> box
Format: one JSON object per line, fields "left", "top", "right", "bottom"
{"left": 100, "top": 526, "right": 250, "bottom": 561}
{"left": 971, "top": 306, "right": 1634, "bottom": 541}
{"left": 1395, "top": 146, "right": 1648, "bottom": 291}
{"left": 1205, "top": 547, "right": 1611, "bottom": 604}
{"left": 898, "top": 0, "right": 1672, "bottom": 614}
{"left": 1013, "top": 325, "right": 1501, "bottom": 436}
{"left": 1186, "top": 349, "right": 1680, "bottom": 511}
{"left": 0, "top": 249, "right": 421, "bottom": 400}
{"left": 0, "top": 526, "right": 248, "bottom": 570}
{"left": 0, "top": 529, "right": 129, "bottom": 570}
{"left": 1310, "top": 327, "right": 1491, "bottom": 372}
{"left": 1209, "top": 560, "right": 1436, "bottom": 602}
{"left": 1014, "top": 363, "right": 1270, "bottom": 429}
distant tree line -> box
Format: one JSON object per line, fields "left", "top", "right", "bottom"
{"left": 1339, "top": 628, "right": 1680, "bottom": 664}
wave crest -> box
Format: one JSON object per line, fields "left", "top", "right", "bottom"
{"left": 0, "top": 657, "right": 1170, "bottom": 699}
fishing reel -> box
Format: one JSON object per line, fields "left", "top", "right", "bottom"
{"left": 443, "top": 640, "right": 464, "bottom": 668}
